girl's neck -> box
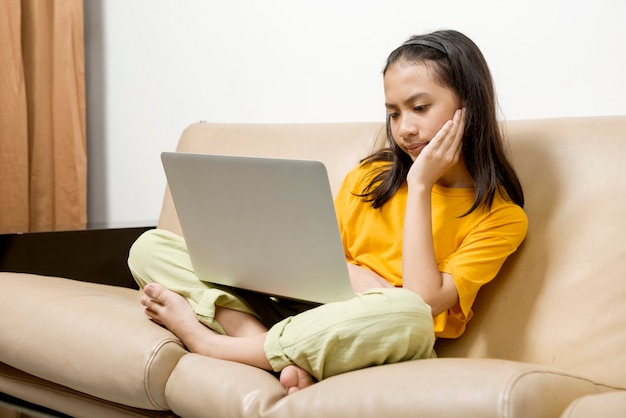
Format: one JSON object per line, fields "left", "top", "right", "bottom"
{"left": 436, "top": 161, "right": 474, "bottom": 189}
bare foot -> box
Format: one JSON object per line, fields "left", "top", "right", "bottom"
{"left": 140, "top": 283, "right": 212, "bottom": 349}
{"left": 140, "top": 284, "right": 273, "bottom": 371}
{"left": 279, "top": 365, "right": 316, "bottom": 394}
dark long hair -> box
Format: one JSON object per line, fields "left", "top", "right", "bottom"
{"left": 360, "top": 30, "right": 524, "bottom": 215}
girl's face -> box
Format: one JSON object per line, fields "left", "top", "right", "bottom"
{"left": 384, "top": 61, "right": 462, "bottom": 161}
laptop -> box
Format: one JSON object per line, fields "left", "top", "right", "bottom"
{"left": 161, "top": 152, "right": 355, "bottom": 304}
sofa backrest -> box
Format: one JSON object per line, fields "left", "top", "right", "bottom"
{"left": 159, "top": 116, "right": 626, "bottom": 389}
{"left": 158, "top": 122, "right": 387, "bottom": 236}
{"left": 436, "top": 116, "right": 626, "bottom": 389}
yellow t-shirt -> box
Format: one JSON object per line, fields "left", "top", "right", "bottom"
{"left": 335, "top": 161, "right": 528, "bottom": 338}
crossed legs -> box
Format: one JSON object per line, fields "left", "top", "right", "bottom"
{"left": 140, "top": 282, "right": 314, "bottom": 394}
{"left": 130, "top": 230, "right": 436, "bottom": 395}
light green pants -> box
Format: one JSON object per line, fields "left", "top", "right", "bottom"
{"left": 128, "top": 229, "right": 436, "bottom": 381}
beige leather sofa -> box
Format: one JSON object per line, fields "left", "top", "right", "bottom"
{"left": 1, "top": 116, "right": 625, "bottom": 417}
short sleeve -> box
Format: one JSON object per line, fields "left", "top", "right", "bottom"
{"left": 434, "top": 203, "right": 528, "bottom": 338}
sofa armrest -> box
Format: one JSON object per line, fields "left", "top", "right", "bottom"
{"left": 561, "top": 391, "right": 626, "bottom": 418}
{"left": 0, "top": 225, "right": 154, "bottom": 288}
{"left": 0, "top": 273, "right": 187, "bottom": 411}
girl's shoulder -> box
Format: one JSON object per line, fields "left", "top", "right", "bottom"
{"left": 485, "top": 190, "right": 529, "bottom": 237}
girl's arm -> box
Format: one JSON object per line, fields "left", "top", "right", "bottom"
{"left": 402, "top": 184, "right": 457, "bottom": 316}
{"left": 402, "top": 108, "right": 465, "bottom": 316}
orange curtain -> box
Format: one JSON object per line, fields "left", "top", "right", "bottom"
{"left": 0, "top": 0, "right": 86, "bottom": 234}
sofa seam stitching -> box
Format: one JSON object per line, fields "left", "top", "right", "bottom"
{"left": 143, "top": 337, "right": 185, "bottom": 410}
{"left": 499, "top": 367, "right": 626, "bottom": 417}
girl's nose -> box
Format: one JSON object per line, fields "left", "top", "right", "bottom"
{"left": 398, "top": 114, "right": 418, "bottom": 138}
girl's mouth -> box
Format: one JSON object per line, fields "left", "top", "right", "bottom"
{"left": 405, "top": 142, "right": 429, "bottom": 154}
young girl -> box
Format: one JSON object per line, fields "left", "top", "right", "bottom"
{"left": 128, "top": 29, "right": 527, "bottom": 394}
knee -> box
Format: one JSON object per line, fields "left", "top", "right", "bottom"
{"left": 129, "top": 228, "right": 184, "bottom": 258}
{"left": 127, "top": 229, "right": 186, "bottom": 286}
{"left": 128, "top": 229, "right": 161, "bottom": 268}
{"left": 359, "top": 288, "right": 436, "bottom": 359}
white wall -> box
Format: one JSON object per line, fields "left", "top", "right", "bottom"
{"left": 84, "top": 0, "right": 626, "bottom": 226}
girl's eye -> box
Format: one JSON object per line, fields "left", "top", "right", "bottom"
{"left": 388, "top": 112, "right": 400, "bottom": 120}
{"left": 414, "top": 105, "right": 429, "bottom": 112}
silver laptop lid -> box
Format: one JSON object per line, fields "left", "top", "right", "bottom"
{"left": 161, "top": 152, "right": 354, "bottom": 304}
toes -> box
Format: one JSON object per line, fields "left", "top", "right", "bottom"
{"left": 143, "top": 283, "right": 165, "bottom": 299}
{"left": 279, "top": 366, "right": 298, "bottom": 391}
{"left": 279, "top": 365, "right": 315, "bottom": 394}
{"left": 141, "top": 284, "right": 165, "bottom": 308}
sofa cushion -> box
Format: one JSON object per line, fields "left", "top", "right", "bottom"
{"left": 165, "top": 355, "right": 615, "bottom": 418}
{"left": 562, "top": 391, "right": 626, "bottom": 418}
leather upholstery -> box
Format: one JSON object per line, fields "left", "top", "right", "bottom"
{"left": 1, "top": 117, "right": 625, "bottom": 417}
{"left": 562, "top": 392, "right": 626, "bottom": 418}
{"left": 436, "top": 117, "right": 626, "bottom": 388}
{"left": 0, "top": 274, "right": 186, "bottom": 411}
